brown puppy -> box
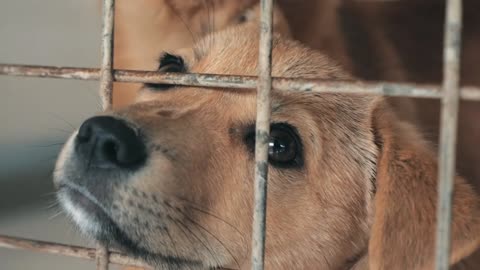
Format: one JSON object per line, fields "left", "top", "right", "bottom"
{"left": 113, "top": 0, "right": 290, "bottom": 108}
{"left": 54, "top": 25, "right": 480, "bottom": 269}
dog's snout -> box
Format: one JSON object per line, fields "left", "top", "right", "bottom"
{"left": 76, "top": 116, "right": 146, "bottom": 169}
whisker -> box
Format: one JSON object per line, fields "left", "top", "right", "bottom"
{"left": 168, "top": 3, "right": 198, "bottom": 44}
{"left": 24, "top": 155, "right": 60, "bottom": 173}
{"left": 45, "top": 203, "right": 59, "bottom": 212}
{"left": 49, "top": 127, "right": 73, "bottom": 135}
{"left": 208, "top": 0, "right": 215, "bottom": 51}
{"left": 46, "top": 112, "right": 77, "bottom": 131}
{"left": 167, "top": 205, "right": 240, "bottom": 269}
{"left": 201, "top": 0, "right": 211, "bottom": 49}
{"left": 86, "top": 86, "right": 103, "bottom": 111}
{"left": 40, "top": 191, "right": 58, "bottom": 198}
{"left": 49, "top": 210, "right": 64, "bottom": 221}
{"left": 164, "top": 225, "right": 181, "bottom": 267}
{"left": 28, "top": 142, "right": 65, "bottom": 148}
{"left": 211, "top": 0, "right": 216, "bottom": 35}
{"left": 209, "top": 0, "right": 215, "bottom": 52}
{"left": 172, "top": 217, "right": 221, "bottom": 267}
{"left": 44, "top": 197, "right": 59, "bottom": 208}
{"left": 187, "top": 205, "right": 246, "bottom": 242}
{"left": 170, "top": 218, "right": 205, "bottom": 265}
{"left": 152, "top": 191, "right": 245, "bottom": 239}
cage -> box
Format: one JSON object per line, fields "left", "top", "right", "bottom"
{"left": 0, "top": 0, "right": 478, "bottom": 269}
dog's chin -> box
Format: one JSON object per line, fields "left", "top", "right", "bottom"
{"left": 57, "top": 184, "right": 204, "bottom": 269}
{"left": 57, "top": 185, "right": 123, "bottom": 246}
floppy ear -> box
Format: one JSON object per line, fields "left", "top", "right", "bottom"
{"left": 368, "top": 99, "right": 480, "bottom": 270}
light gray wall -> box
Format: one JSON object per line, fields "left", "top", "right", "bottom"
{"left": 0, "top": 0, "right": 101, "bottom": 206}
{"left": 0, "top": 1, "right": 115, "bottom": 269}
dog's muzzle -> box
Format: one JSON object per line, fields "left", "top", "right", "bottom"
{"left": 54, "top": 116, "right": 148, "bottom": 240}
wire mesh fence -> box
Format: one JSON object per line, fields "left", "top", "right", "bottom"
{"left": 0, "top": 0, "right": 474, "bottom": 269}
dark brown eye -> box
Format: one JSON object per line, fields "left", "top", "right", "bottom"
{"left": 268, "top": 124, "right": 302, "bottom": 167}
{"left": 244, "top": 123, "right": 303, "bottom": 168}
{"left": 144, "top": 53, "right": 186, "bottom": 90}
{"left": 237, "top": 14, "right": 248, "bottom": 24}
{"left": 236, "top": 9, "right": 253, "bottom": 24}
{"left": 269, "top": 129, "right": 297, "bottom": 163}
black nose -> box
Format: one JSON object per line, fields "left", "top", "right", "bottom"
{"left": 75, "top": 116, "right": 147, "bottom": 169}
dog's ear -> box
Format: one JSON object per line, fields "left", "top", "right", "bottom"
{"left": 368, "top": 98, "right": 480, "bottom": 270}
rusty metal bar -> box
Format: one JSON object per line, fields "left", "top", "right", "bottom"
{"left": 0, "top": 235, "right": 150, "bottom": 268}
{"left": 96, "top": 0, "right": 116, "bottom": 267}
{"left": 251, "top": 0, "right": 274, "bottom": 269}
{"left": 0, "top": 65, "right": 100, "bottom": 80}
{"left": 96, "top": 243, "right": 109, "bottom": 270}
{"left": 99, "top": 0, "right": 115, "bottom": 110}
{"left": 435, "top": 0, "right": 463, "bottom": 269}
{"left": 2, "top": 64, "right": 480, "bottom": 100}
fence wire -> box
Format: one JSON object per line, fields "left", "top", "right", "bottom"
{"left": 1, "top": 64, "right": 479, "bottom": 100}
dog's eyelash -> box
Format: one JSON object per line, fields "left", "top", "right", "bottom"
{"left": 144, "top": 53, "right": 187, "bottom": 91}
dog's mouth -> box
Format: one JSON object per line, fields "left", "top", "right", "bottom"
{"left": 59, "top": 184, "right": 112, "bottom": 230}
{"left": 57, "top": 184, "right": 202, "bottom": 268}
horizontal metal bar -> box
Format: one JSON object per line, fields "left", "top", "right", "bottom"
{"left": 1, "top": 64, "right": 480, "bottom": 100}
{"left": 0, "top": 234, "right": 150, "bottom": 268}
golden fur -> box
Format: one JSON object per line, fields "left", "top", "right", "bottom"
{"left": 113, "top": 0, "right": 290, "bottom": 108}
{"left": 55, "top": 24, "right": 480, "bottom": 269}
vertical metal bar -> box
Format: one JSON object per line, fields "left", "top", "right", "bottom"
{"left": 96, "top": 243, "right": 109, "bottom": 270}
{"left": 251, "top": 0, "right": 274, "bottom": 269}
{"left": 99, "top": 0, "right": 115, "bottom": 110}
{"left": 97, "top": 0, "right": 115, "bottom": 268}
{"left": 435, "top": 0, "right": 463, "bottom": 269}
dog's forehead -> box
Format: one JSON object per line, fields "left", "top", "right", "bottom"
{"left": 188, "top": 25, "right": 350, "bottom": 80}
{"left": 138, "top": 25, "right": 368, "bottom": 128}
{"left": 136, "top": 85, "right": 373, "bottom": 134}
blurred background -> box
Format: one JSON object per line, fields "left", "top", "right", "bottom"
{"left": 0, "top": 0, "right": 120, "bottom": 269}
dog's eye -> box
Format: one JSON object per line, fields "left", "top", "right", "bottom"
{"left": 245, "top": 123, "right": 303, "bottom": 168}
{"left": 144, "top": 53, "right": 186, "bottom": 90}
{"left": 269, "top": 128, "right": 297, "bottom": 164}
{"left": 236, "top": 8, "right": 254, "bottom": 24}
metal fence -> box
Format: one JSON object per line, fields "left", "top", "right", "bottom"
{"left": 0, "top": 0, "right": 477, "bottom": 269}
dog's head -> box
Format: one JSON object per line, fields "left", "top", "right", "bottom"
{"left": 54, "top": 25, "right": 480, "bottom": 269}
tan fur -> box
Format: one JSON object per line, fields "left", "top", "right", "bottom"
{"left": 55, "top": 25, "right": 480, "bottom": 269}
{"left": 113, "top": 0, "right": 290, "bottom": 108}
{"left": 369, "top": 101, "right": 480, "bottom": 270}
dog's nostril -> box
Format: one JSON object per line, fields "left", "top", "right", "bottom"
{"left": 77, "top": 124, "right": 92, "bottom": 144}
{"left": 76, "top": 116, "right": 147, "bottom": 169}
{"left": 101, "top": 139, "right": 119, "bottom": 163}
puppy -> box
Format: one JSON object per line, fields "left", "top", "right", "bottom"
{"left": 54, "top": 24, "right": 480, "bottom": 269}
